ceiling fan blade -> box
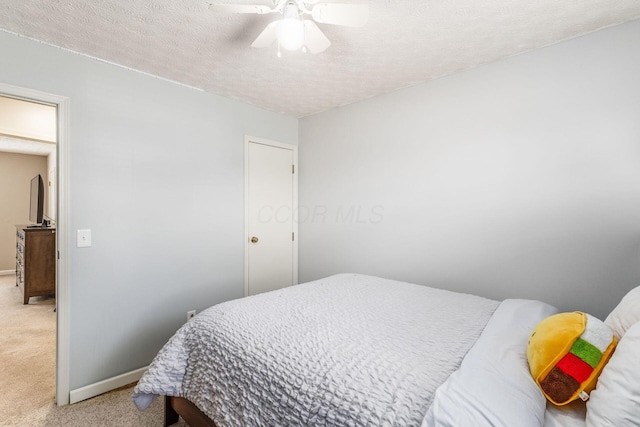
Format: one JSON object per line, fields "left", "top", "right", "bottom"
{"left": 311, "top": 3, "right": 369, "bottom": 27}
{"left": 303, "top": 20, "right": 331, "bottom": 54}
{"left": 251, "top": 21, "right": 279, "bottom": 48}
{"left": 208, "top": 3, "right": 273, "bottom": 14}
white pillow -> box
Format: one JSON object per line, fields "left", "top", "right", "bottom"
{"left": 585, "top": 321, "right": 640, "bottom": 426}
{"left": 423, "top": 299, "right": 557, "bottom": 427}
{"left": 605, "top": 285, "right": 640, "bottom": 340}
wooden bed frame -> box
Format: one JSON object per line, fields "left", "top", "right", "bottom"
{"left": 164, "top": 396, "right": 217, "bottom": 427}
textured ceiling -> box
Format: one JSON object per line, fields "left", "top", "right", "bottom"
{"left": 1, "top": 1, "right": 639, "bottom": 117}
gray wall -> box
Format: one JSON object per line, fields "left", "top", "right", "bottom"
{"left": 0, "top": 31, "right": 298, "bottom": 390}
{"left": 0, "top": 151, "right": 48, "bottom": 270}
{"left": 299, "top": 20, "right": 640, "bottom": 320}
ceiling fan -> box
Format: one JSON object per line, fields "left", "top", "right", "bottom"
{"left": 208, "top": 0, "right": 369, "bottom": 54}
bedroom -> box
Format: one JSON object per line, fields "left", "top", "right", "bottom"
{"left": 0, "top": 0, "right": 639, "bottom": 424}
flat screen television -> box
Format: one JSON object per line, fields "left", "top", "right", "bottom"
{"left": 29, "top": 174, "right": 44, "bottom": 225}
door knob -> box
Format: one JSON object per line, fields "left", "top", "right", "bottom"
{"left": 250, "top": 236, "right": 259, "bottom": 243}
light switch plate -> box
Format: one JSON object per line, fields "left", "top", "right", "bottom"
{"left": 77, "top": 229, "right": 91, "bottom": 248}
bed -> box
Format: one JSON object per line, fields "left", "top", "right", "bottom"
{"left": 132, "top": 273, "right": 640, "bottom": 426}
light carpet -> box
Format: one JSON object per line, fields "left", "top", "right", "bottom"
{"left": 0, "top": 273, "right": 55, "bottom": 422}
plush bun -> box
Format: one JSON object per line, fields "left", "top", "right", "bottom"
{"left": 527, "top": 312, "right": 616, "bottom": 406}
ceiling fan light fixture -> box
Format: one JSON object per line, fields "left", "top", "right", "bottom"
{"left": 213, "top": 0, "right": 369, "bottom": 54}
{"left": 277, "top": 17, "right": 305, "bottom": 50}
{"left": 277, "top": 4, "right": 305, "bottom": 51}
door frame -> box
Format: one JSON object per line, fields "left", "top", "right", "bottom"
{"left": 244, "top": 135, "right": 298, "bottom": 296}
{"left": 0, "top": 82, "right": 70, "bottom": 406}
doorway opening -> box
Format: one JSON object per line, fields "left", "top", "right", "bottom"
{"left": 0, "top": 83, "right": 70, "bottom": 410}
{"left": 0, "top": 94, "right": 57, "bottom": 418}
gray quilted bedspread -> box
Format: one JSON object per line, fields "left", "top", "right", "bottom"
{"left": 133, "top": 274, "right": 498, "bottom": 426}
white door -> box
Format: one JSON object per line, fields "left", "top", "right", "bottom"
{"left": 245, "top": 136, "right": 297, "bottom": 296}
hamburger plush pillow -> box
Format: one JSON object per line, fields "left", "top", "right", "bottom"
{"left": 527, "top": 312, "right": 617, "bottom": 405}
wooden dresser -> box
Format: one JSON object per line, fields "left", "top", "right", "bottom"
{"left": 16, "top": 225, "right": 56, "bottom": 304}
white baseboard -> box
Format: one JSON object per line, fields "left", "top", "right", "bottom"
{"left": 69, "top": 366, "right": 148, "bottom": 404}
{"left": 0, "top": 270, "right": 16, "bottom": 276}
